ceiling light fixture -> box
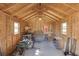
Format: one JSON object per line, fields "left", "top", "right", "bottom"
{"left": 39, "top": 18, "right": 42, "bottom": 21}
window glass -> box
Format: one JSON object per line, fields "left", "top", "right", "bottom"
{"left": 61, "top": 22, "right": 67, "bottom": 35}
{"left": 14, "top": 22, "right": 20, "bottom": 35}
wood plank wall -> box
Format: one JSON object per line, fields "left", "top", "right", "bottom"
{"left": 53, "top": 21, "right": 65, "bottom": 49}
{"left": 53, "top": 12, "right": 79, "bottom": 55}
{"left": 26, "top": 18, "right": 54, "bottom": 33}
{"left": 67, "top": 12, "right": 79, "bottom": 55}
{"left": 0, "top": 10, "right": 27, "bottom": 55}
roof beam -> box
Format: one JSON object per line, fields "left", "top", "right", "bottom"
{"left": 63, "top": 4, "right": 78, "bottom": 11}
{"left": 45, "top": 4, "right": 69, "bottom": 18}
{"left": 37, "top": 8, "right": 63, "bottom": 20}
{"left": 44, "top": 10, "right": 61, "bottom": 20}
{"left": 45, "top": 10, "right": 62, "bottom": 19}
{"left": 63, "top": 4, "right": 78, "bottom": 14}
{"left": 42, "top": 14, "right": 56, "bottom": 22}
{"left": 5, "top": 4, "right": 19, "bottom": 10}
{"left": 43, "top": 13, "right": 58, "bottom": 22}
{"left": 24, "top": 15, "right": 38, "bottom": 22}
{"left": 22, "top": 12, "right": 37, "bottom": 20}
{"left": 20, "top": 10, "right": 36, "bottom": 19}
{"left": 12, "top": 4, "right": 35, "bottom": 16}
{"left": 0, "top": 4, "right": 15, "bottom": 10}
{"left": 43, "top": 11, "right": 60, "bottom": 21}
{"left": 34, "top": 8, "right": 58, "bottom": 21}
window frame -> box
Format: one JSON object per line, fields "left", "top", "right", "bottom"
{"left": 61, "top": 22, "right": 67, "bottom": 35}
{"left": 14, "top": 22, "right": 20, "bottom": 35}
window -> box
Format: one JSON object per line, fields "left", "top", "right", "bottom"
{"left": 61, "top": 22, "right": 67, "bottom": 35}
{"left": 14, "top": 22, "right": 20, "bottom": 35}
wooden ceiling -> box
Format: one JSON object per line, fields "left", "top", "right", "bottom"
{"left": 0, "top": 3, "right": 79, "bottom": 22}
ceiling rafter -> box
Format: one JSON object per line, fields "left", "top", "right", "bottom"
{"left": 0, "top": 4, "right": 16, "bottom": 15}
{"left": 33, "top": 6, "right": 60, "bottom": 21}
{"left": 25, "top": 14, "right": 55, "bottom": 23}
{"left": 63, "top": 4, "right": 79, "bottom": 14}
{"left": 42, "top": 14, "right": 56, "bottom": 22}
{"left": 20, "top": 10, "right": 36, "bottom": 19}
{"left": 43, "top": 13, "right": 58, "bottom": 22}
{"left": 45, "top": 4, "right": 69, "bottom": 18}
{"left": 12, "top": 4, "right": 35, "bottom": 16}
{"left": 0, "top": 4, "right": 15, "bottom": 10}
{"left": 24, "top": 15, "right": 38, "bottom": 21}
{"left": 42, "top": 4, "right": 65, "bottom": 19}
{"left": 45, "top": 10, "right": 62, "bottom": 19}
{"left": 4, "top": 4, "right": 28, "bottom": 15}
{"left": 5, "top": 4, "right": 28, "bottom": 11}
{"left": 64, "top": 4, "right": 78, "bottom": 11}
{"left": 44, "top": 10, "right": 61, "bottom": 20}
{"left": 36, "top": 5, "right": 61, "bottom": 19}
{"left": 0, "top": 3, "right": 78, "bottom": 22}
{"left": 43, "top": 11, "right": 60, "bottom": 21}
{"left": 48, "top": 5, "right": 69, "bottom": 15}
{"left": 39, "top": 4, "right": 62, "bottom": 19}
{"left": 5, "top": 4, "right": 19, "bottom": 10}
{"left": 22, "top": 12, "right": 38, "bottom": 20}
{"left": 42, "top": 17, "right": 53, "bottom": 23}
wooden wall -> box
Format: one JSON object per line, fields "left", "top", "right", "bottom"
{"left": 67, "top": 12, "right": 79, "bottom": 55}
{"left": 53, "top": 12, "right": 79, "bottom": 55}
{"left": 0, "top": 11, "right": 7, "bottom": 55}
{"left": 53, "top": 20, "right": 65, "bottom": 49}
{"left": 0, "top": 10, "right": 27, "bottom": 55}
{"left": 26, "top": 18, "right": 54, "bottom": 33}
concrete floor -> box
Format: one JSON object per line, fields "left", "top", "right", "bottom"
{"left": 22, "top": 40, "right": 64, "bottom": 56}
